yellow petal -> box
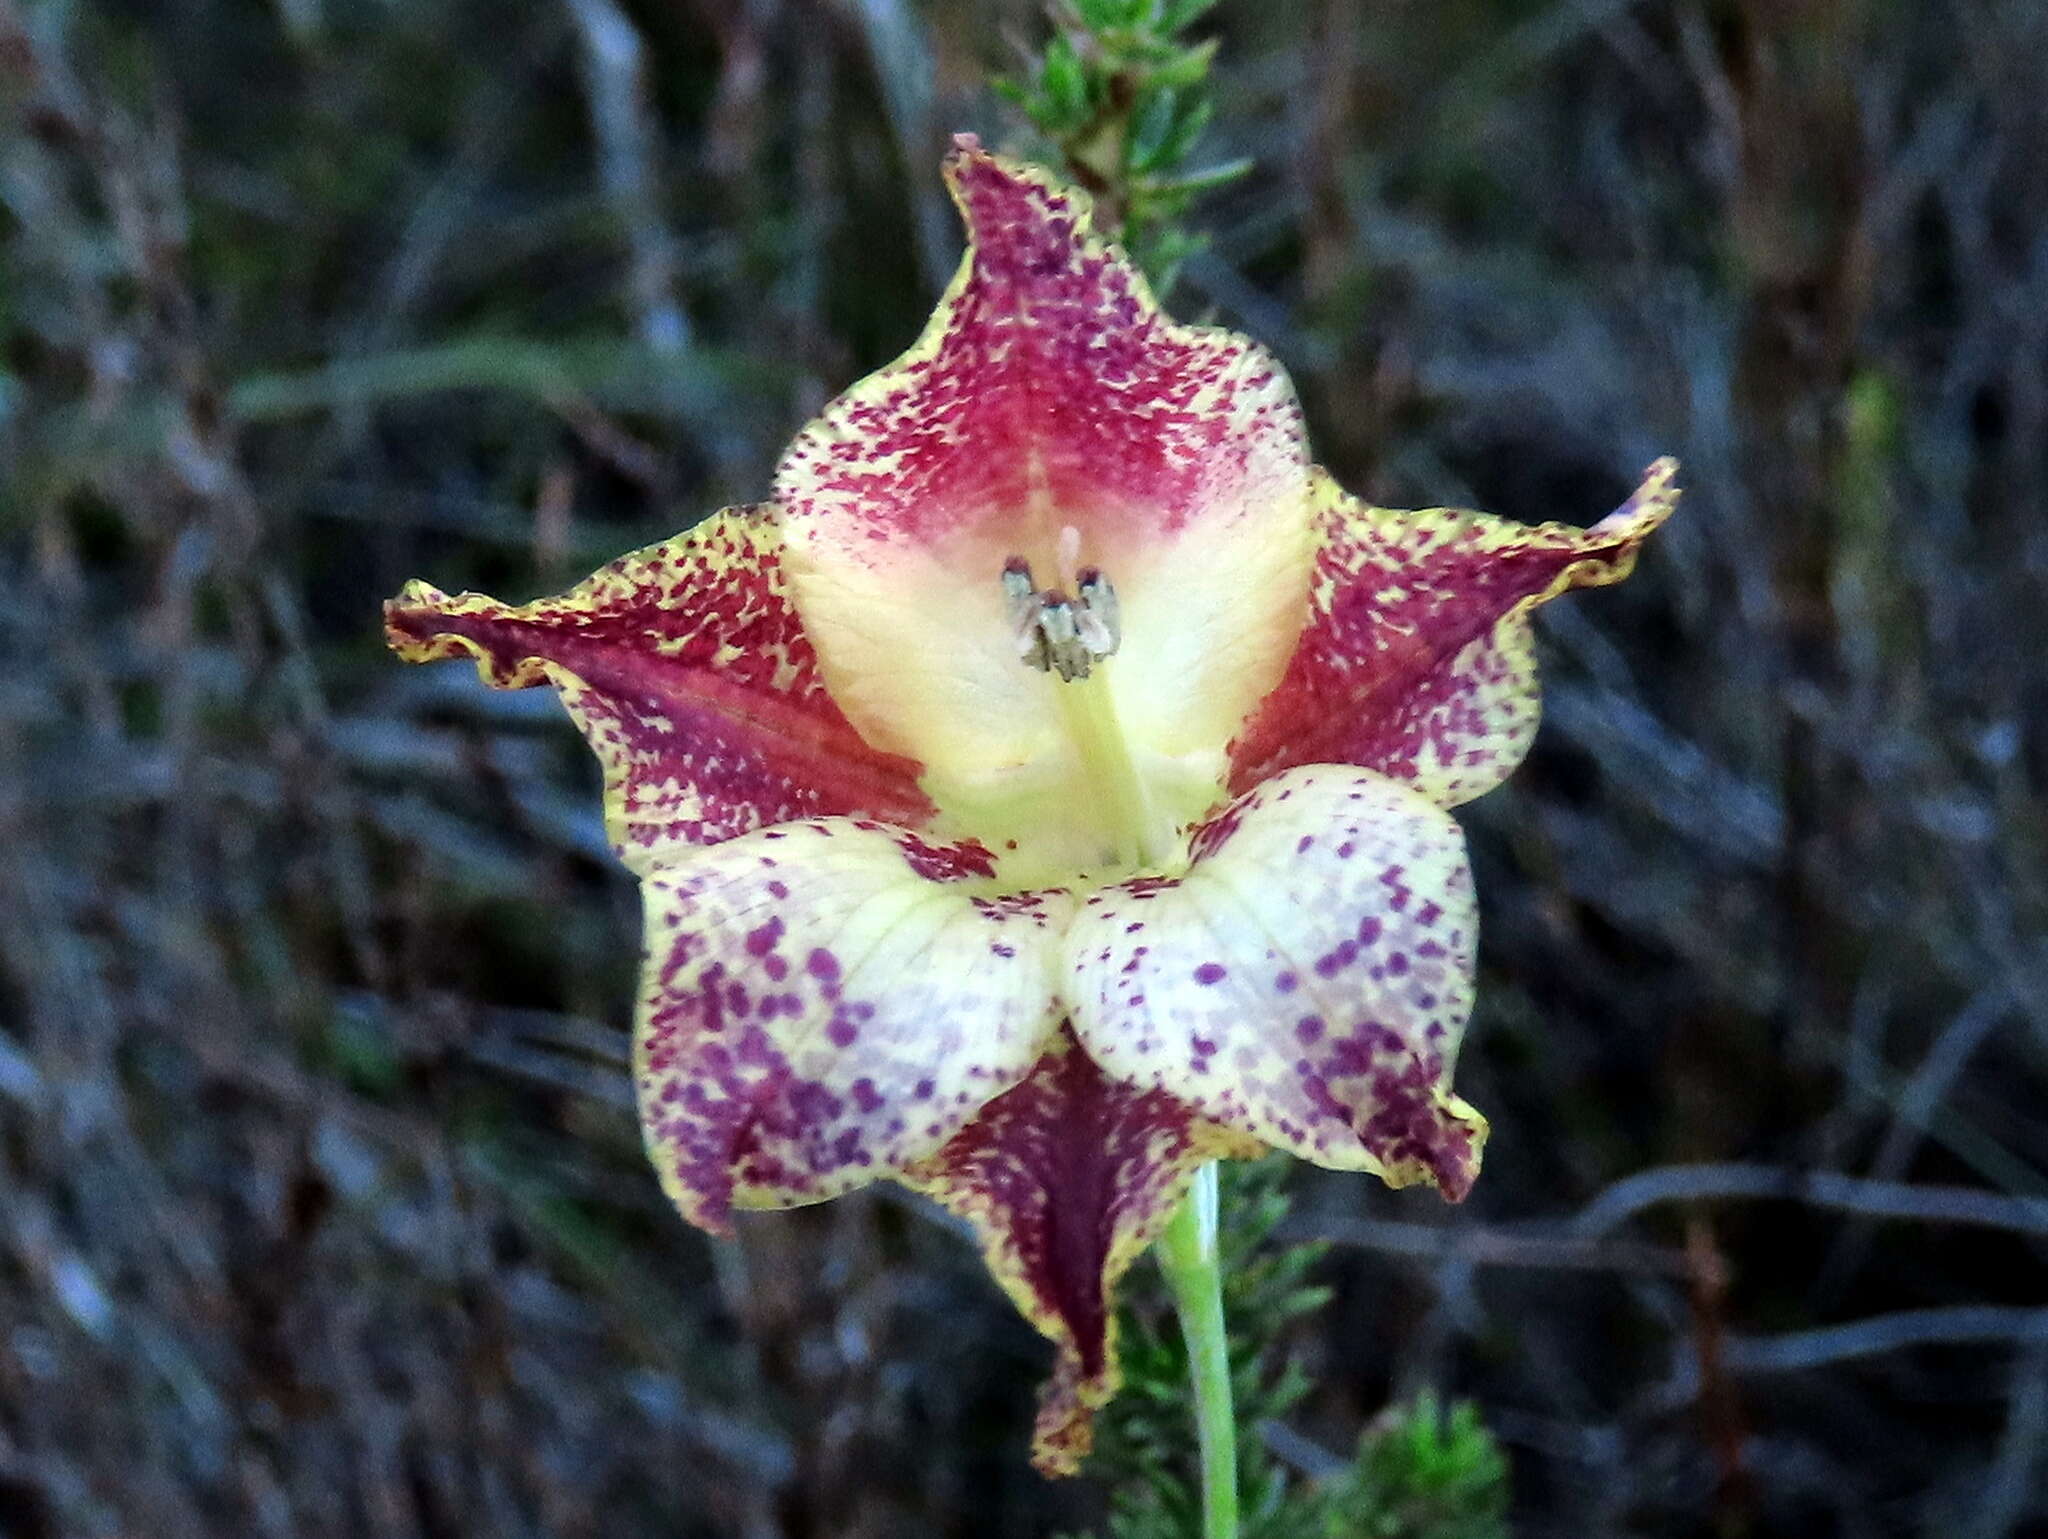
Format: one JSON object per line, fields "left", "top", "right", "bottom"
{"left": 635, "top": 819, "right": 1070, "bottom": 1231}
{"left": 1065, "top": 766, "right": 1487, "bottom": 1199}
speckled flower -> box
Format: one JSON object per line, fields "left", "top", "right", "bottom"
{"left": 385, "top": 136, "right": 1677, "bottom": 1475}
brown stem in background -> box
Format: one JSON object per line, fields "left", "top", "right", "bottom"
{"left": 1720, "top": 0, "right": 1874, "bottom": 1158}
{"left": 1297, "top": 0, "right": 1381, "bottom": 487}
{"left": 1685, "top": 1216, "right": 1755, "bottom": 1539}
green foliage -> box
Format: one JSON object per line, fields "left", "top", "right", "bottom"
{"left": 1308, "top": 1397, "right": 1509, "bottom": 1539}
{"left": 995, "top": 0, "right": 1249, "bottom": 295}
{"left": 1065, "top": 1162, "right": 1510, "bottom": 1539}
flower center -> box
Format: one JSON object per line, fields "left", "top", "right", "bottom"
{"left": 1002, "top": 556, "right": 1120, "bottom": 682}
{"left": 999, "top": 553, "right": 1175, "bottom": 872}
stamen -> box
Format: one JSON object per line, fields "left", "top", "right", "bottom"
{"left": 1000, "top": 558, "right": 1123, "bottom": 682}
{"left": 1001, "top": 555, "right": 1037, "bottom": 607}
{"left": 1004, "top": 557, "right": 1051, "bottom": 670}
{"left": 1037, "top": 593, "right": 1091, "bottom": 682}
{"left": 1074, "top": 567, "right": 1121, "bottom": 659}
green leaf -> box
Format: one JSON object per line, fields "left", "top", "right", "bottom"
{"left": 1152, "top": 36, "right": 1219, "bottom": 89}
{"left": 1075, "top": 0, "right": 1136, "bottom": 27}
{"left": 1160, "top": 0, "right": 1221, "bottom": 31}
{"left": 1153, "top": 156, "right": 1254, "bottom": 195}
{"left": 1128, "top": 86, "right": 1181, "bottom": 173}
{"left": 1041, "top": 34, "right": 1091, "bottom": 129}
{"left": 1158, "top": 93, "right": 1214, "bottom": 169}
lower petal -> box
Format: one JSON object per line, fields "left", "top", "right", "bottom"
{"left": 899, "top": 1028, "right": 1256, "bottom": 1477}
{"left": 635, "top": 819, "right": 1069, "bottom": 1231}
{"left": 1065, "top": 766, "right": 1488, "bottom": 1199}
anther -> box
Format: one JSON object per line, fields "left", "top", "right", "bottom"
{"left": 1000, "top": 558, "right": 1123, "bottom": 682}
{"left": 1074, "top": 567, "right": 1121, "bottom": 659}
{"left": 1037, "top": 593, "right": 1090, "bottom": 682}
{"left": 1002, "top": 556, "right": 1038, "bottom": 618}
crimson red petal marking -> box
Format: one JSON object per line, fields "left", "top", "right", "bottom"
{"left": 384, "top": 507, "right": 933, "bottom": 868}
{"left": 1229, "top": 460, "right": 1678, "bottom": 807}
{"left": 777, "top": 138, "right": 1300, "bottom": 557}
{"left": 900, "top": 1027, "right": 1256, "bottom": 1477}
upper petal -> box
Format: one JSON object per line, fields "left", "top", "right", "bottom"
{"left": 384, "top": 507, "right": 933, "bottom": 872}
{"left": 636, "top": 818, "right": 1070, "bottom": 1231}
{"left": 1229, "top": 459, "right": 1678, "bottom": 808}
{"left": 775, "top": 139, "right": 1314, "bottom": 869}
{"left": 898, "top": 1026, "right": 1256, "bottom": 1477}
{"left": 1065, "top": 766, "right": 1486, "bottom": 1199}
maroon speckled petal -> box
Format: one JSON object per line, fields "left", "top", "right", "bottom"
{"left": 775, "top": 138, "right": 1313, "bottom": 877}
{"left": 385, "top": 507, "right": 933, "bottom": 871}
{"left": 1065, "top": 766, "right": 1487, "bottom": 1200}
{"left": 1229, "top": 460, "right": 1678, "bottom": 808}
{"left": 900, "top": 1027, "right": 1256, "bottom": 1477}
{"left": 635, "top": 818, "right": 1069, "bottom": 1232}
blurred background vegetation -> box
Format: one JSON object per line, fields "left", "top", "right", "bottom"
{"left": 4, "top": 0, "right": 2047, "bottom": 1535}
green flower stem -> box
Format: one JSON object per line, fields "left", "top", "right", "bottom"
{"left": 1156, "top": 1160, "right": 1238, "bottom": 1539}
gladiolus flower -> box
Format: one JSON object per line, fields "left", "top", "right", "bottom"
{"left": 385, "top": 136, "right": 1676, "bottom": 1475}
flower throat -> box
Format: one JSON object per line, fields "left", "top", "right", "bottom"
{"left": 1001, "top": 553, "right": 1175, "bottom": 871}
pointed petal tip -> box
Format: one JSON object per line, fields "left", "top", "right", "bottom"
{"left": 939, "top": 131, "right": 1017, "bottom": 186}
{"left": 1419, "top": 1093, "right": 1488, "bottom": 1204}
{"left": 381, "top": 579, "right": 449, "bottom": 648}
{"left": 900, "top": 1032, "right": 1248, "bottom": 1479}
{"left": 381, "top": 581, "right": 541, "bottom": 684}
{"left": 1369, "top": 1096, "right": 1485, "bottom": 1203}
{"left": 1362, "top": 1087, "right": 1487, "bottom": 1202}
{"left": 1029, "top": 1381, "right": 1115, "bottom": 1478}
{"left": 1597, "top": 456, "right": 1682, "bottom": 537}
{"left": 670, "top": 1182, "right": 735, "bottom": 1239}
{"left": 939, "top": 137, "right": 1106, "bottom": 272}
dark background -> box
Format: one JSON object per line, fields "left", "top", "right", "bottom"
{"left": 3, "top": 1, "right": 2046, "bottom": 1535}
